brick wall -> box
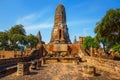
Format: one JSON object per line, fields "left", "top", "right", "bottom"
{"left": 85, "top": 56, "right": 120, "bottom": 74}
{"left": 0, "top": 56, "right": 32, "bottom": 68}
{"left": 0, "top": 49, "right": 40, "bottom": 68}
{"left": 0, "top": 49, "right": 35, "bottom": 59}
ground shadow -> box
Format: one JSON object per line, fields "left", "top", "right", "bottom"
{"left": 30, "top": 72, "right": 38, "bottom": 75}
{"left": 40, "top": 65, "right": 48, "bottom": 68}
{"left": 39, "top": 65, "right": 48, "bottom": 70}
{"left": 113, "top": 56, "right": 120, "bottom": 61}
{"left": 0, "top": 68, "right": 17, "bottom": 78}
{"left": 95, "top": 73, "right": 101, "bottom": 76}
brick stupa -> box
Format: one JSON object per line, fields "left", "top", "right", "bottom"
{"left": 50, "top": 4, "right": 71, "bottom": 44}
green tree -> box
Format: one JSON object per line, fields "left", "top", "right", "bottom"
{"left": 112, "top": 44, "right": 120, "bottom": 53}
{"left": 8, "top": 24, "right": 26, "bottom": 36}
{"left": 10, "top": 34, "right": 27, "bottom": 50}
{"left": 0, "top": 24, "right": 39, "bottom": 51}
{"left": 82, "top": 36, "right": 100, "bottom": 50}
{"left": 94, "top": 9, "right": 120, "bottom": 49}
{"left": 26, "top": 34, "right": 38, "bottom": 49}
{"left": 7, "top": 24, "right": 27, "bottom": 50}
{"left": 0, "top": 32, "right": 9, "bottom": 50}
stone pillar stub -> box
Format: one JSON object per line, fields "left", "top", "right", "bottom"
{"left": 36, "top": 60, "right": 42, "bottom": 69}
{"left": 17, "top": 62, "right": 30, "bottom": 76}
{"left": 82, "top": 65, "right": 96, "bottom": 77}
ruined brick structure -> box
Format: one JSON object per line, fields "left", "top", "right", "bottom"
{"left": 50, "top": 4, "right": 71, "bottom": 44}
{"left": 38, "top": 4, "right": 85, "bottom": 57}
{"left": 37, "top": 31, "right": 42, "bottom": 43}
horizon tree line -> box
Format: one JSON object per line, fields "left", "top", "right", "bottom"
{"left": 83, "top": 8, "right": 120, "bottom": 53}
{"left": 0, "top": 24, "right": 38, "bottom": 51}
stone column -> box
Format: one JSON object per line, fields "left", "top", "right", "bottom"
{"left": 36, "top": 60, "right": 42, "bottom": 69}
{"left": 17, "top": 62, "right": 30, "bottom": 76}
{"left": 41, "top": 58, "right": 46, "bottom": 65}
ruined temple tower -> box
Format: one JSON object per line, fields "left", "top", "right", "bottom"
{"left": 37, "top": 31, "right": 42, "bottom": 42}
{"left": 50, "top": 4, "right": 71, "bottom": 44}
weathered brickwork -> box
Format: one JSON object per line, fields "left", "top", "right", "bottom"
{"left": 17, "top": 62, "right": 30, "bottom": 76}
{"left": 0, "top": 49, "right": 35, "bottom": 59}
{"left": 85, "top": 56, "right": 120, "bottom": 74}
{"left": 50, "top": 4, "right": 71, "bottom": 44}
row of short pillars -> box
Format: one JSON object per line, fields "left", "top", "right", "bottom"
{"left": 17, "top": 59, "right": 96, "bottom": 77}
{"left": 17, "top": 59, "right": 43, "bottom": 76}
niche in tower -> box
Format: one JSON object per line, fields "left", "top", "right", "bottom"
{"left": 59, "top": 29, "right": 61, "bottom": 39}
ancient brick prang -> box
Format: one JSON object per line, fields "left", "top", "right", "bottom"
{"left": 50, "top": 4, "right": 71, "bottom": 44}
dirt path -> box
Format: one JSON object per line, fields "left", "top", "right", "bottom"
{"left": 0, "top": 63, "right": 120, "bottom": 80}
{"left": 40, "top": 63, "right": 80, "bottom": 80}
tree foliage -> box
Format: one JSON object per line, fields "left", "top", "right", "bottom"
{"left": 26, "top": 34, "right": 38, "bottom": 49}
{"left": 112, "top": 44, "right": 120, "bottom": 53}
{"left": 0, "top": 24, "right": 38, "bottom": 50}
{"left": 0, "top": 32, "right": 9, "bottom": 50}
{"left": 82, "top": 36, "right": 100, "bottom": 50}
{"left": 7, "top": 24, "right": 27, "bottom": 50}
{"left": 8, "top": 24, "right": 26, "bottom": 36}
{"left": 94, "top": 9, "right": 120, "bottom": 50}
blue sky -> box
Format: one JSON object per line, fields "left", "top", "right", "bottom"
{"left": 0, "top": 0, "right": 120, "bottom": 43}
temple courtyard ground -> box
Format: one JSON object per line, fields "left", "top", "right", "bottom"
{"left": 0, "top": 62, "right": 120, "bottom": 80}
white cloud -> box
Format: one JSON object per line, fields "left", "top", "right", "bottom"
{"left": 24, "top": 16, "right": 53, "bottom": 31}
{"left": 68, "top": 19, "right": 98, "bottom": 27}
{"left": 15, "top": 7, "right": 53, "bottom": 31}
{"left": 16, "top": 14, "right": 36, "bottom": 25}
{"left": 25, "top": 23, "right": 52, "bottom": 30}
{"left": 16, "top": 9, "right": 48, "bottom": 26}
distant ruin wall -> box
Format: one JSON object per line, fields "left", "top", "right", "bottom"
{"left": 0, "top": 48, "right": 37, "bottom": 59}
{"left": 0, "top": 49, "right": 41, "bottom": 68}
{"left": 0, "top": 57, "right": 32, "bottom": 68}
{"left": 0, "top": 51, "right": 20, "bottom": 59}
{"left": 85, "top": 56, "right": 120, "bottom": 74}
